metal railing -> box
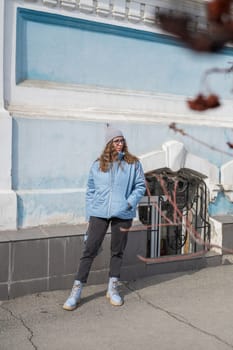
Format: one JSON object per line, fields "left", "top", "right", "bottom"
{"left": 138, "top": 168, "right": 210, "bottom": 258}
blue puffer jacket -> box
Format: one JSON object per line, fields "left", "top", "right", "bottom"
{"left": 86, "top": 158, "right": 146, "bottom": 221}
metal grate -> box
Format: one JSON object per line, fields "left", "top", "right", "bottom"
{"left": 138, "top": 168, "right": 210, "bottom": 258}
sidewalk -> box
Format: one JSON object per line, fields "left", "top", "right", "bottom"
{"left": 1, "top": 264, "right": 233, "bottom": 350}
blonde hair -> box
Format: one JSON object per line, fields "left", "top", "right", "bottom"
{"left": 98, "top": 139, "right": 138, "bottom": 172}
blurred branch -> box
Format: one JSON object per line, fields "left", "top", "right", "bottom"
{"left": 155, "top": 0, "right": 233, "bottom": 111}
{"left": 169, "top": 122, "right": 233, "bottom": 154}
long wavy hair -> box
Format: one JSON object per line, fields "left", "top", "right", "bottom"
{"left": 98, "top": 139, "right": 139, "bottom": 172}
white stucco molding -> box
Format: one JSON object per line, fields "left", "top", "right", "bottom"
{"left": 209, "top": 217, "right": 222, "bottom": 255}
{"left": 0, "top": 2, "right": 5, "bottom": 110}
{"left": 0, "top": 112, "right": 17, "bottom": 230}
{"left": 7, "top": 80, "right": 233, "bottom": 128}
{"left": 221, "top": 160, "right": 233, "bottom": 202}
{"left": 139, "top": 140, "right": 219, "bottom": 201}
{"left": 162, "top": 140, "right": 187, "bottom": 171}
{"left": 139, "top": 149, "right": 166, "bottom": 174}
{"left": 18, "top": 0, "right": 206, "bottom": 30}
{"left": 0, "top": 114, "right": 13, "bottom": 190}
{"left": 0, "top": 0, "right": 17, "bottom": 230}
{"left": 0, "top": 191, "right": 17, "bottom": 230}
{"left": 184, "top": 152, "right": 220, "bottom": 201}
{"left": 184, "top": 152, "right": 219, "bottom": 183}
{"left": 6, "top": 2, "right": 233, "bottom": 128}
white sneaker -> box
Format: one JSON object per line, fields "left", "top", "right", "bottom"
{"left": 106, "top": 277, "right": 123, "bottom": 306}
{"left": 63, "top": 280, "right": 83, "bottom": 311}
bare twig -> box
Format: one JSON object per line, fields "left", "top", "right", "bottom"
{"left": 169, "top": 122, "right": 233, "bottom": 155}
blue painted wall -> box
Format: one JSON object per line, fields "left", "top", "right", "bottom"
{"left": 16, "top": 8, "right": 233, "bottom": 97}
{"left": 12, "top": 117, "right": 233, "bottom": 226}
{"left": 13, "top": 8, "right": 233, "bottom": 226}
{"left": 12, "top": 118, "right": 233, "bottom": 191}
{"left": 12, "top": 118, "right": 104, "bottom": 227}
{"left": 12, "top": 118, "right": 103, "bottom": 190}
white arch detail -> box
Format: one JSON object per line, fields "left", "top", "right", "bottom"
{"left": 139, "top": 140, "right": 220, "bottom": 201}
{"left": 221, "top": 161, "right": 233, "bottom": 202}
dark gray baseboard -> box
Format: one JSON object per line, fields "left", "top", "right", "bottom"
{"left": 0, "top": 224, "right": 224, "bottom": 300}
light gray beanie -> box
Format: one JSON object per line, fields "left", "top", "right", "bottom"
{"left": 105, "top": 126, "right": 124, "bottom": 145}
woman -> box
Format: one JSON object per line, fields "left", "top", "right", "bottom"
{"left": 63, "top": 126, "right": 146, "bottom": 311}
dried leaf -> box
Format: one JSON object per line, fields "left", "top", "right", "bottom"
{"left": 207, "top": 0, "right": 232, "bottom": 23}
{"left": 187, "top": 94, "right": 221, "bottom": 111}
{"left": 206, "top": 94, "right": 221, "bottom": 108}
{"left": 157, "top": 1, "right": 233, "bottom": 53}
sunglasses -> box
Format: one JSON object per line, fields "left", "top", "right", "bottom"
{"left": 113, "top": 138, "right": 125, "bottom": 145}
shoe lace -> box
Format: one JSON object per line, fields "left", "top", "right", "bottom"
{"left": 70, "top": 284, "right": 81, "bottom": 298}
{"left": 111, "top": 281, "right": 119, "bottom": 296}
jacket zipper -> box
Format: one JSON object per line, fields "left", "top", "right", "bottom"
{"left": 107, "top": 166, "right": 113, "bottom": 217}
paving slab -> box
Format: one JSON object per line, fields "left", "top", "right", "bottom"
{"left": 1, "top": 265, "right": 233, "bottom": 350}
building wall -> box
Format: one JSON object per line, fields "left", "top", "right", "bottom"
{"left": 2, "top": 0, "right": 233, "bottom": 229}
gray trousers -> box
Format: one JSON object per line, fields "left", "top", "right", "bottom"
{"left": 76, "top": 216, "right": 132, "bottom": 283}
